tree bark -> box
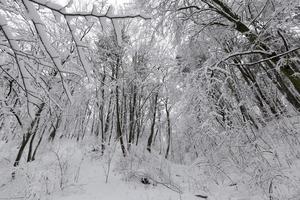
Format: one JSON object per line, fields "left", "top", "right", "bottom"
{"left": 128, "top": 84, "right": 137, "bottom": 150}
{"left": 203, "top": 0, "right": 300, "bottom": 110}
{"left": 115, "top": 59, "right": 126, "bottom": 157}
{"left": 165, "top": 99, "right": 171, "bottom": 159}
{"left": 14, "top": 103, "right": 45, "bottom": 167}
{"left": 147, "top": 92, "right": 158, "bottom": 152}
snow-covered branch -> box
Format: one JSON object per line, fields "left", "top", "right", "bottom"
{"left": 28, "top": 0, "right": 151, "bottom": 20}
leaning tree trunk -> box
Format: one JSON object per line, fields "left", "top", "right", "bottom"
{"left": 48, "top": 114, "right": 61, "bottom": 142}
{"left": 201, "top": 0, "right": 300, "bottom": 110}
{"left": 14, "top": 102, "right": 45, "bottom": 167}
{"left": 31, "top": 120, "right": 48, "bottom": 161}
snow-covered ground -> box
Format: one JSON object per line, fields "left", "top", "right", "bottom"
{"left": 0, "top": 140, "right": 197, "bottom": 200}
{"left": 1, "top": 139, "right": 300, "bottom": 200}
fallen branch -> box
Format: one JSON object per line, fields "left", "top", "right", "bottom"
{"left": 195, "top": 194, "right": 208, "bottom": 199}
{"left": 131, "top": 172, "right": 182, "bottom": 194}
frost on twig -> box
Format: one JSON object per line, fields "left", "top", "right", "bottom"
{"left": 23, "top": 0, "right": 73, "bottom": 103}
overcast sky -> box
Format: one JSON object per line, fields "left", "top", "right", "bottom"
{"left": 53, "top": 0, "right": 132, "bottom": 8}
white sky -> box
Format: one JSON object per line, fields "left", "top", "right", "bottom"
{"left": 53, "top": 0, "right": 132, "bottom": 9}
{"left": 107, "top": 0, "right": 131, "bottom": 7}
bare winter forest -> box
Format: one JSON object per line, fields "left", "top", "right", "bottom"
{"left": 0, "top": 0, "right": 300, "bottom": 199}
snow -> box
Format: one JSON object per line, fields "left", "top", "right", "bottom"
{"left": 0, "top": 140, "right": 199, "bottom": 200}
{"left": 1, "top": 1, "right": 300, "bottom": 200}
{"left": 108, "top": 6, "right": 123, "bottom": 46}
{"left": 52, "top": 10, "right": 62, "bottom": 22}
{"left": 0, "top": 12, "right": 37, "bottom": 118}
{"left": 65, "top": 17, "right": 92, "bottom": 80}
{"left": 53, "top": 162, "right": 184, "bottom": 200}
{"left": 112, "top": 19, "right": 123, "bottom": 46}
{"left": 33, "top": 0, "right": 63, "bottom": 10}
{"left": 2, "top": 137, "right": 299, "bottom": 200}
{"left": 64, "top": 0, "right": 73, "bottom": 9}
{"left": 23, "top": 0, "right": 73, "bottom": 104}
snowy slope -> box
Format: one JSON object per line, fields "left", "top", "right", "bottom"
{"left": 1, "top": 139, "right": 299, "bottom": 200}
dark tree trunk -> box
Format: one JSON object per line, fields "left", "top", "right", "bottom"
{"left": 115, "top": 59, "right": 126, "bottom": 157}
{"left": 14, "top": 103, "right": 45, "bottom": 167}
{"left": 32, "top": 122, "right": 48, "bottom": 161}
{"left": 48, "top": 114, "right": 61, "bottom": 142}
{"left": 147, "top": 92, "right": 158, "bottom": 152}
{"left": 165, "top": 99, "right": 171, "bottom": 159}
{"left": 128, "top": 85, "right": 137, "bottom": 150}
{"left": 108, "top": 105, "right": 115, "bottom": 146}
{"left": 99, "top": 71, "right": 106, "bottom": 154}
{"left": 204, "top": 0, "right": 300, "bottom": 110}
{"left": 135, "top": 92, "right": 143, "bottom": 146}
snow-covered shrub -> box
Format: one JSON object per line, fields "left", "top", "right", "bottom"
{"left": 115, "top": 145, "right": 182, "bottom": 193}
{"left": 0, "top": 139, "right": 85, "bottom": 199}
{"left": 102, "top": 141, "right": 118, "bottom": 183}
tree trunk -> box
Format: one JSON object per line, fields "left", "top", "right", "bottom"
{"left": 206, "top": 0, "right": 300, "bottom": 110}
{"left": 115, "top": 59, "right": 126, "bottom": 157}
{"left": 128, "top": 85, "right": 137, "bottom": 150}
{"left": 165, "top": 99, "right": 171, "bottom": 159}
{"left": 100, "top": 71, "right": 106, "bottom": 154}
{"left": 147, "top": 92, "right": 158, "bottom": 152}
{"left": 32, "top": 121, "right": 48, "bottom": 161}
{"left": 14, "top": 103, "right": 45, "bottom": 167}
{"left": 48, "top": 115, "right": 61, "bottom": 142}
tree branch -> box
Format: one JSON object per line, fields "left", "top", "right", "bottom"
{"left": 28, "top": 0, "right": 151, "bottom": 20}
{"left": 233, "top": 47, "right": 300, "bottom": 66}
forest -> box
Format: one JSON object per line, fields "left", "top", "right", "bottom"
{"left": 0, "top": 0, "right": 300, "bottom": 199}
